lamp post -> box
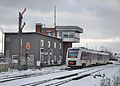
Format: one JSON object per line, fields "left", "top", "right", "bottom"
{"left": 0, "top": 27, "right": 3, "bottom": 55}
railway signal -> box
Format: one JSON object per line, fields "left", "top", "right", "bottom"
{"left": 18, "top": 8, "right": 26, "bottom": 70}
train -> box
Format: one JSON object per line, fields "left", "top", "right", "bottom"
{"left": 66, "top": 47, "right": 109, "bottom": 68}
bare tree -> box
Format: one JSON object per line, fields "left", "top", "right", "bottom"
{"left": 100, "top": 46, "right": 113, "bottom": 59}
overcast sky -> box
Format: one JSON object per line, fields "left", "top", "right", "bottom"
{"left": 0, "top": 0, "right": 120, "bottom": 53}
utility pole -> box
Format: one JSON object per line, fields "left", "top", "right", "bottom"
{"left": 54, "top": 6, "right": 56, "bottom": 28}
{"left": 18, "top": 8, "right": 26, "bottom": 70}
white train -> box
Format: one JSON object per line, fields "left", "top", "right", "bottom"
{"left": 66, "top": 47, "right": 109, "bottom": 68}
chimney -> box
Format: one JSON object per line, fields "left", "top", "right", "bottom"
{"left": 36, "top": 23, "right": 42, "bottom": 33}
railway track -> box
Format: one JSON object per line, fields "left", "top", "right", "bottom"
{"left": 0, "top": 64, "right": 115, "bottom": 85}
{"left": 45, "top": 69, "right": 103, "bottom": 86}
{"left": 0, "top": 73, "right": 34, "bottom": 83}
{"left": 0, "top": 64, "right": 101, "bottom": 83}
{"left": 21, "top": 65, "right": 116, "bottom": 86}
{"left": 21, "top": 68, "right": 103, "bottom": 86}
{"left": 0, "top": 68, "right": 66, "bottom": 83}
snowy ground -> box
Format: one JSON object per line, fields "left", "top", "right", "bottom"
{"left": 0, "top": 62, "right": 120, "bottom": 86}
{"left": 62, "top": 65, "right": 120, "bottom": 86}
{"left": 0, "top": 65, "right": 66, "bottom": 79}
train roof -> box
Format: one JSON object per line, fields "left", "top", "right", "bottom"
{"left": 68, "top": 47, "right": 109, "bottom": 55}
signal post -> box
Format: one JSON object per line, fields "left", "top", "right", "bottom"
{"left": 18, "top": 8, "right": 26, "bottom": 70}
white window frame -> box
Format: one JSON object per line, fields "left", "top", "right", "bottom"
{"left": 48, "top": 41, "right": 50, "bottom": 48}
{"left": 59, "top": 43, "right": 61, "bottom": 49}
{"left": 40, "top": 40, "right": 44, "bottom": 47}
{"left": 40, "top": 48, "right": 44, "bottom": 63}
{"left": 54, "top": 42, "right": 56, "bottom": 48}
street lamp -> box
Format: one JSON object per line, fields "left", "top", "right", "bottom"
{"left": 0, "top": 27, "right": 3, "bottom": 55}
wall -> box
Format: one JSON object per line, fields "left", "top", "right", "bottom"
{"left": 4, "top": 33, "right": 63, "bottom": 69}
{"left": 63, "top": 42, "right": 72, "bottom": 64}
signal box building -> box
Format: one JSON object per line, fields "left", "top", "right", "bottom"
{"left": 56, "top": 26, "right": 83, "bottom": 64}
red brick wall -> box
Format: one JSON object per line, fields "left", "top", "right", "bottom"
{"left": 36, "top": 24, "right": 42, "bottom": 33}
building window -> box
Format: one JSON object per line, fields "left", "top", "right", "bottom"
{"left": 63, "top": 32, "right": 68, "bottom": 37}
{"left": 54, "top": 42, "right": 56, "bottom": 48}
{"left": 59, "top": 43, "right": 61, "bottom": 49}
{"left": 48, "top": 41, "right": 50, "bottom": 48}
{"left": 69, "top": 32, "right": 74, "bottom": 37}
{"left": 62, "top": 32, "right": 75, "bottom": 38}
{"left": 40, "top": 40, "right": 44, "bottom": 47}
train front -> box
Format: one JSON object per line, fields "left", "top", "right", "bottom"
{"left": 66, "top": 48, "right": 80, "bottom": 68}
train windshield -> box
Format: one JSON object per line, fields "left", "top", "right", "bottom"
{"left": 68, "top": 49, "right": 79, "bottom": 58}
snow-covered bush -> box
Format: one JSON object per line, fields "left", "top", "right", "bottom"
{"left": 112, "top": 75, "right": 120, "bottom": 86}
{"left": 100, "top": 78, "right": 111, "bottom": 86}
{"left": 100, "top": 75, "right": 120, "bottom": 86}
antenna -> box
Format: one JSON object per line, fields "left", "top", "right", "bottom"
{"left": 54, "top": 6, "right": 56, "bottom": 28}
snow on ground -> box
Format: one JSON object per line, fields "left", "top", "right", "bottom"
{"left": 0, "top": 63, "right": 120, "bottom": 86}
{"left": 62, "top": 64, "right": 120, "bottom": 86}
{"left": 0, "top": 65, "right": 66, "bottom": 79}
{"left": 0, "top": 66, "right": 94, "bottom": 86}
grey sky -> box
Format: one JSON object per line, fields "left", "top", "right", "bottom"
{"left": 0, "top": 0, "right": 120, "bottom": 53}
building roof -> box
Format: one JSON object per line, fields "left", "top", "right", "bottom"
{"left": 56, "top": 26, "right": 83, "bottom": 33}
{"left": 4, "top": 32, "right": 62, "bottom": 40}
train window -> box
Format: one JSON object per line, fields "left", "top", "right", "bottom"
{"left": 68, "top": 49, "right": 79, "bottom": 58}
{"left": 81, "top": 52, "right": 88, "bottom": 60}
